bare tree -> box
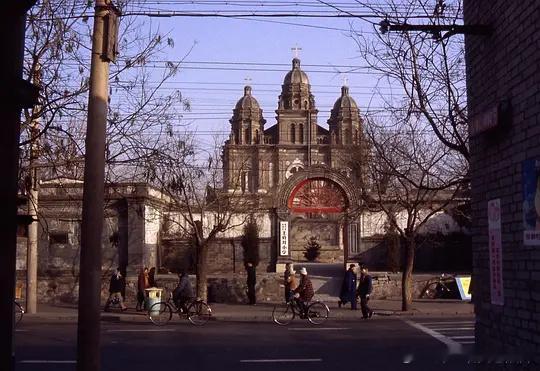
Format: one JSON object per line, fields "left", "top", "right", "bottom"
{"left": 147, "top": 134, "right": 252, "bottom": 300}
{"left": 364, "top": 117, "right": 466, "bottom": 311}
{"left": 354, "top": 0, "right": 468, "bottom": 162}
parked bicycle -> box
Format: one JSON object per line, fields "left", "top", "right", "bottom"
{"left": 147, "top": 292, "right": 212, "bottom": 326}
{"left": 14, "top": 301, "right": 24, "bottom": 325}
{"left": 272, "top": 299, "right": 329, "bottom": 325}
{"left": 420, "top": 274, "right": 459, "bottom": 299}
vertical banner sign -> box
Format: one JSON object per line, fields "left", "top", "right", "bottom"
{"left": 279, "top": 221, "right": 289, "bottom": 256}
{"left": 522, "top": 158, "right": 540, "bottom": 245}
{"left": 488, "top": 199, "right": 504, "bottom": 305}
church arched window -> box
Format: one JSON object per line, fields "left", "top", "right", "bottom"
{"left": 290, "top": 124, "right": 296, "bottom": 143}
{"left": 344, "top": 129, "right": 350, "bottom": 144}
{"left": 255, "top": 129, "right": 260, "bottom": 144}
{"left": 299, "top": 124, "right": 304, "bottom": 143}
{"left": 244, "top": 128, "right": 250, "bottom": 144}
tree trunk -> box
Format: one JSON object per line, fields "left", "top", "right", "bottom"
{"left": 196, "top": 242, "right": 209, "bottom": 301}
{"left": 401, "top": 237, "right": 416, "bottom": 311}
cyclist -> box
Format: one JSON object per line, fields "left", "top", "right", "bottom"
{"left": 173, "top": 272, "right": 194, "bottom": 313}
{"left": 293, "top": 267, "right": 314, "bottom": 317}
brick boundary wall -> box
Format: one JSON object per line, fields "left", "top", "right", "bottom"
{"left": 464, "top": 0, "right": 540, "bottom": 364}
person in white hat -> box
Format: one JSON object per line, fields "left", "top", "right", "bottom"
{"left": 293, "top": 267, "right": 314, "bottom": 317}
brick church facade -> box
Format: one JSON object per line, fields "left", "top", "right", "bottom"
{"left": 222, "top": 58, "right": 365, "bottom": 264}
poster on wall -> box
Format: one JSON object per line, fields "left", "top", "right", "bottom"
{"left": 279, "top": 221, "right": 289, "bottom": 256}
{"left": 488, "top": 198, "right": 504, "bottom": 305}
{"left": 523, "top": 158, "right": 540, "bottom": 245}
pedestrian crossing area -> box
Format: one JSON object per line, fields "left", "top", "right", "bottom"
{"left": 404, "top": 319, "right": 475, "bottom": 354}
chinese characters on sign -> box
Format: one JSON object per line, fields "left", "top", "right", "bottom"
{"left": 279, "top": 221, "right": 289, "bottom": 256}
{"left": 522, "top": 158, "right": 540, "bottom": 245}
{"left": 488, "top": 199, "right": 504, "bottom": 305}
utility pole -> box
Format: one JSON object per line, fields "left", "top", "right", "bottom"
{"left": 0, "top": 2, "right": 39, "bottom": 370}
{"left": 26, "top": 63, "right": 41, "bottom": 315}
{"left": 76, "top": 1, "right": 119, "bottom": 370}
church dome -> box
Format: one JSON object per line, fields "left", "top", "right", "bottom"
{"left": 331, "top": 85, "right": 358, "bottom": 112}
{"left": 235, "top": 86, "right": 260, "bottom": 110}
{"left": 283, "top": 58, "right": 310, "bottom": 85}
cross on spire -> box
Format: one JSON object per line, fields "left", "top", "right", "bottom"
{"left": 244, "top": 76, "right": 252, "bottom": 85}
{"left": 343, "top": 76, "right": 349, "bottom": 87}
{"left": 291, "top": 44, "right": 302, "bottom": 58}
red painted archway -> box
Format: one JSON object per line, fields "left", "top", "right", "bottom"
{"left": 287, "top": 177, "right": 348, "bottom": 213}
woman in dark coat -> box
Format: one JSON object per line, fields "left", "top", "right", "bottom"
{"left": 339, "top": 264, "right": 358, "bottom": 310}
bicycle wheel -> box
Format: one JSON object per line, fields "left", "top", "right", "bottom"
{"left": 272, "top": 302, "right": 295, "bottom": 325}
{"left": 307, "top": 302, "right": 329, "bottom": 325}
{"left": 187, "top": 301, "right": 212, "bottom": 326}
{"left": 148, "top": 302, "right": 172, "bottom": 326}
{"left": 421, "top": 282, "right": 439, "bottom": 299}
{"left": 14, "top": 302, "right": 23, "bottom": 325}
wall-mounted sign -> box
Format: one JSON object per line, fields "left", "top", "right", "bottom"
{"left": 469, "top": 101, "right": 511, "bottom": 137}
{"left": 488, "top": 198, "right": 504, "bottom": 305}
{"left": 279, "top": 221, "right": 289, "bottom": 256}
{"left": 522, "top": 158, "right": 540, "bottom": 245}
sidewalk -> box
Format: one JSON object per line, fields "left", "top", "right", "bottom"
{"left": 22, "top": 298, "right": 474, "bottom": 323}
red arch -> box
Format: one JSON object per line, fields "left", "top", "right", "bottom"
{"left": 287, "top": 177, "right": 348, "bottom": 213}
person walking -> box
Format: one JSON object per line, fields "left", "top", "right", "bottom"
{"left": 172, "top": 272, "right": 194, "bottom": 313}
{"left": 338, "top": 264, "right": 358, "bottom": 310}
{"left": 148, "top": 267, "right": 156, "bottom": 287}
{"left": 294, "top": 267, "right": 314, "bottom": 317}
{"left": 357, "top": 265, "right": 373, "bottom": 319}
{"left": 246, "top": 262, "right": 257, "bottom": 305}
{"left": 283, "top": 263, "right": 297, "bottom": 303}
{"left": 136, "top": 267, "right": 149, "bottom": 311}
{"left": 104, "top": 268, "right": 127, "bottom": 312}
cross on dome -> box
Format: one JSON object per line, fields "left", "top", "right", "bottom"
{"left": 291, "top": 44, "right": 302, "bottom": 59}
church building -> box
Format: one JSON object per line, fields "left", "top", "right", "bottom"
{"left": 222, "top": 58, "right": 365, "bottom": 265}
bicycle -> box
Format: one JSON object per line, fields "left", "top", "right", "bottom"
{"left": 272, "top": 299, "right": 329, "bottom": 326}
{"left": 147, "top": 293, "right": 212, "bottom": 326}
{"left": 14, "top": 301, "right": 24, "bottom": 325}
{"left": 419, "top": 274, "right": 458, "bottom": 299}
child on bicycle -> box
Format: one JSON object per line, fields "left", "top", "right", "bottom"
{"left": 173, "top": 272, "right": 194, "bottom": 313}
{"left": 293, "top": 267, "right": 314, "bottom": 317}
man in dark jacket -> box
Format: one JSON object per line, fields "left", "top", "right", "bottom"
{"left": 294, "top": 267, "right": 314, "bottom": 317}
{"left": 339, "top": 264, "right": 358, "bottom": 310}
{"left": 173, "top": 272, "right": 194, "bottom": 313}
{"left": 357, "top": 265, "right": 373, "bottom": 319}
{"left": 104, "top": 268, "right": 127, "bottom": 311}
{"left": 246, "top": 262, "right": 257, "bottom": 305}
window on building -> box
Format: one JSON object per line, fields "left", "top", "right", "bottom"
{"left": 290, "top": 124, "right": 296, "bottom": 143}
{"left": 299, "top": 124, "right": 304, "bottom": 143}
{"left": 49, "top": 231, "right": 69, "bottom": 245}
{"left": 244, "top": 128, "right": 250, "bottom": 144}
{"left": 254, "top": 129, "right": 259, "bottom": 144}
{"left": 344, "top": 129, "right": 351, "bottom": 144}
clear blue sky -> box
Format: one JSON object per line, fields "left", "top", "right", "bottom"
{"left": 123, "top": 1, "right": 395, "bottom": 146}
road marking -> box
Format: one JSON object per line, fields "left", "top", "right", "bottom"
{"left": 15, "top": 329, "right": 29, "bottom": 332}
{"left": 460, "top": 341, "right": 475, "bottom": 344}
{"left": 430, "top": 327, "right": 474, "bottom": 331}
{"left": 20, "top": 360, "right": 76, "bottom": 364}
{"left": 417, "top": 321, "right": 474, "bottom": 325}
{"left": 288, "top": 327, "right": 350, "bottom": 331}
{"left": 403, "top": 319, "right": 463, "bottom": 355}
{"left": 240, "top": 359, "right": 322, "bottom": 363}
{"left": 449, "top": 336, "right": 475, "bottom": 340}
{"left": 105, "top": 329, "right": 176, "bottom": 333}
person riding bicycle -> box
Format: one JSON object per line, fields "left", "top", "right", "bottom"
{"left": 173, "top": 272, "right": 194, "bottom": 313}
{"left": 293, "top": 267, "right": 314, "bottom": 317}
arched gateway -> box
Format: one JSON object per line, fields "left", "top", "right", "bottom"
{"left": 275, "top": 166, "right": 362, "bottom": 265}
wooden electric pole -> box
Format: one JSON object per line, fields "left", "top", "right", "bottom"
{"left": 26, "top": 63, "right": 41, "bottom": 315}
{"left": 76, "top": 1, "right": 119, "bottom": 370}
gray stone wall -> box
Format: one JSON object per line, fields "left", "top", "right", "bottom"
{"left": 464, "top": 0, "right": 540, "bottom": 362}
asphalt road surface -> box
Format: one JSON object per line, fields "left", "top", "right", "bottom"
{"left": 14, "top": 316, "right": 479, "bottom": 371}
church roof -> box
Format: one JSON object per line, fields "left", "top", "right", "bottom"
{"left": 331, "top": 85, "right": 358, "bottom": 112}
{"left": 235, "top": 86, "right": 260, "bottom": 110}
{"left": 283, "top": 58, "right": 310, "bottom": 85}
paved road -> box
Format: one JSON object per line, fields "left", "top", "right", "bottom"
{"left": 15, "top": 316, "right": 478, "bottom": 371}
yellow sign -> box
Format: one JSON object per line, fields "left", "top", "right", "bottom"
{"left": 455, "top": 276, "right": 472, "bottom": 300}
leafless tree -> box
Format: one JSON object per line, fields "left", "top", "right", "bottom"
{"left": 353, "top": 0, "right": 468, "bottom": 162}
{"left": 147, "top": 134, "right": 252, "bottom": 300}
{"left": 364, "top": 117, "right": 467, "bottom": 311}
